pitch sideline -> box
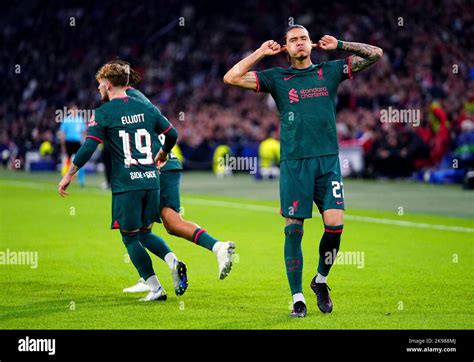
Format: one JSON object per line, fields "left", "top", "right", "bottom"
{"left": 1, "top": 180, "right": 472, "bottom": 233}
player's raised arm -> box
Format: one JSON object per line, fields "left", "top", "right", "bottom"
{"left": 223, "top": 40, "right": 283, "bottom": 90}
{"left": 316, "top": 35, "right": 383, "bottom": 74}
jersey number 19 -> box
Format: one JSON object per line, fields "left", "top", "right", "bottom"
{"left": 119, "top": 129, "right": 153, "bottom": 166}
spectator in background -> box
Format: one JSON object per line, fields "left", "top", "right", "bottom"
{"left": 2, "top": 0, "right": 473, "bottom": 179}
{"left": 453, "top": 119, "right": 474, "bottom": 170}
{"left": 0, "top": 132, "right": 18, "bottom": 168}
{"left": 399, "top": 126, "right": 430, "bottom": 175}
{"left": 257, "top": 128, "right": 280, "bottom": 180}
{"left": 415, "top": 102, "right": 451, "bottom": 168}
{"left": 368, "top": 126, "right": 405, "bottom": 178}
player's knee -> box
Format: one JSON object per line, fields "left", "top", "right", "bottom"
{"left": 166, "top": 226, "right": 177, "bottom": 236}
{"left": 285, "top": 217, "right": 304, "bottom": 227}
{"left": 162, "top": 219, "right": 177, "bottom": 235}
{"left": 324, "top": 218, "right": 343, "bottom": 228}
{"left": 323, "top": 211, "right": 344, "bottom": 227}
{"left": 162, "top": 210, "right": 183, "bottom": 235}
{"left": 120, "top": 230, "right": 140, "bottom": 245}
{"left": 139, "top": 228, "right": 152, "bottom": 244}
{"left": 325, "top": 218, "right": 343, "bottom": 227}
{"left": 167, "top": 220, "right": 187, "bottom": 236}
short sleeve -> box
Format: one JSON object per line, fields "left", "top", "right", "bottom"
{"left": 332, "top": 57, "right": 353, "bottom": 83}
{"left": 86, "top": 109, "right": 105, "bottom": 143}
{"left": 254, "top": 68, "right": 276, "bottom": 93}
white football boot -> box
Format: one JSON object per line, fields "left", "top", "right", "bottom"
{"left": 139, "top": 286, "right": 167, "bottom": 302}
{"left": 123, "top": 278, "right": 151, "bottom": 293}
{"left": 171, "top": 260, "right": 188, "bottom": 296}
{"left": 216, "top": 241, "right": 235, "bottom": 279}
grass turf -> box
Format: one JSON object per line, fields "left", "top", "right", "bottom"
{"left": 0, "top": 170, "right": 473, "bottom": 329}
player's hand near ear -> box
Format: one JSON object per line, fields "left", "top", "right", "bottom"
{"left": 259, "top": 40, "right": 285, "bottom": 56}
{"left": 315, "top": 35, "right": 338, "bottom": 50}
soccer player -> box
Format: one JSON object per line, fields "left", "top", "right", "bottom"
{"left": 58, "top": 103, "right": 87, "bottom": 187}
{"left": 223, "top": 25, "right": 382, "bottom": 317}
{"left": 58, "top": 62, "right": 188, "bottom": 301}
{"left": 102, "top": 60, "right": 235, "bottom": 295}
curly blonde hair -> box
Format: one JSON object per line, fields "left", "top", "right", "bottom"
{"left": 95, "top": 63, "right": 131, "bottom": 87}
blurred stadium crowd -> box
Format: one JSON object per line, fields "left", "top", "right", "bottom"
{"left": 2, "top": 0, "right": 473, "bottom": 180}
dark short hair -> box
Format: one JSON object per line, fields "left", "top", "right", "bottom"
{"left": 284, "top": 24, "right": 309, "bottom": 42}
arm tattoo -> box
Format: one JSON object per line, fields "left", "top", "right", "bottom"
{"left": 243, "top": 72, "right": 257, "bottom": 85}
{"left": 341, "top": 41, "right": 383, "bottom": 74}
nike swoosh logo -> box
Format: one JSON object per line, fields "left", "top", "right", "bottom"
{"left": 336, "top": 201, "right": 344, "bottom": 205}
{"left": 283, "top": 75, "right": 296, "bottom": 81}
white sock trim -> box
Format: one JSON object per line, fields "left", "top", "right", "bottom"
{"left": 292, "top": 293, "right": 306, "bottom": 304}
{"left": 145, "top": 275, "right": 161, "bottom": 292}
{"left": 315, "top": 273, "right": 327, "bottom": 284}
{"left": 164, "top": 252, "right": 178, "bottom": 270}
{"left": 212, "top": 241, "right": 223, "bottom": 254}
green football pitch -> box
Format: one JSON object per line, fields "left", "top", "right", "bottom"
{"left": 0, "top": 169, "right": 473, "bottom": 329}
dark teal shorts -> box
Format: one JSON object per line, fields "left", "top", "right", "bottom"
{"left": 159, "top": 171, "right": 181, "bottom": 213}
{"left": 111, "top": 189, "right": 161, "bottom": 230}
{"left": 280, "top": 155, "right": 345, "bottom": 219}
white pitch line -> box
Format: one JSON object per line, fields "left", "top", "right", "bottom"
{"left": 182, "top": 197, "right": 474, "bottom": 234}
{"left": 0, "top": 180, "right": 108, "bottom": 195}
{"left": 1, "top": 180, "right": 472, "bottom": 233}
{"left": 343, "top": 214, "right": 474, "bottom": 233}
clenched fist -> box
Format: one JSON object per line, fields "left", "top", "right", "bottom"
{"left": 316, "top": 35, "right": 338, "bottom": 50}
{"left": 258, "top": 40, "right": 284, "bottom": 56}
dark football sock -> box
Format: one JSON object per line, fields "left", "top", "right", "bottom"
{"left": 121, "top": 231, "right": 155, "bottom": 280}
{"left": 139, "top": 229, "right": 172, "bottom": 260}
{"left": 317, "top": 224, "right": 343, "bottom": 277}
{"left": 192, "top": 228, "right": 218, "bottom": 251}
{"left": 284, "top": 224, "right": 304, "bottom": 295}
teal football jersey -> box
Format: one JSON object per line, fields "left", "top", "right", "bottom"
{"left": 255, "top": 58, "right": 351, "bottom": 160}
{"left": 126, "top": 87, "right": 182, "bottom": 172}
{"left": 87, "top": 96, "right": 173, "bottom": 193}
